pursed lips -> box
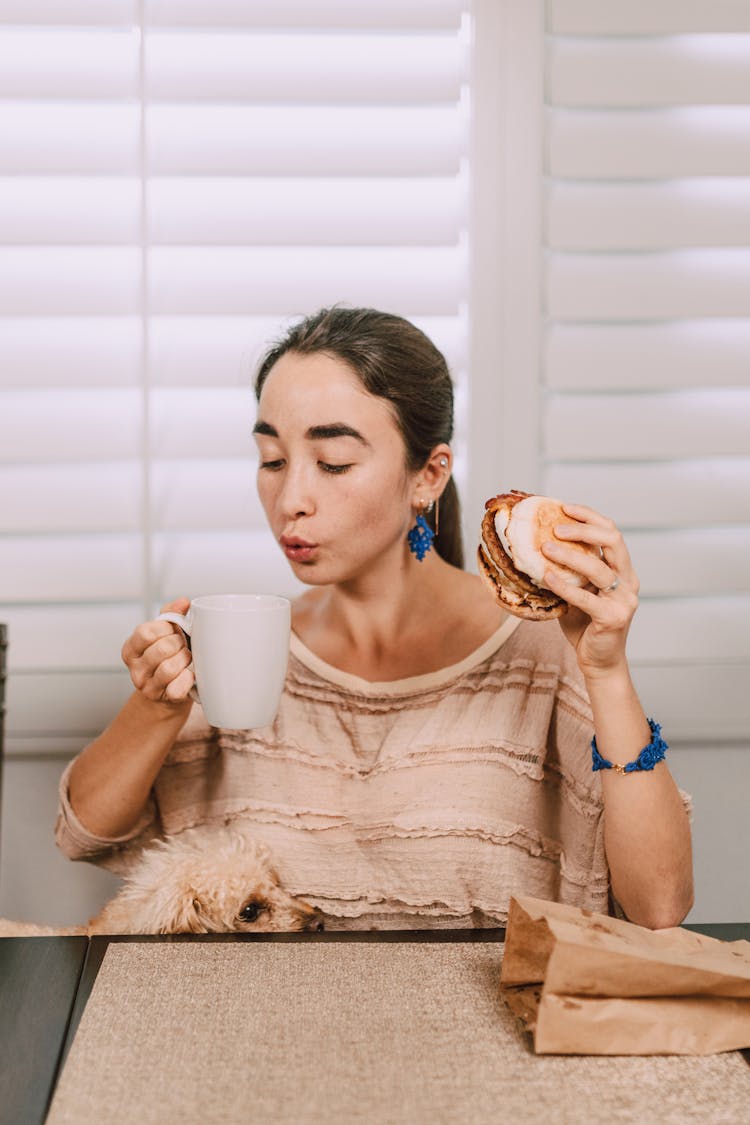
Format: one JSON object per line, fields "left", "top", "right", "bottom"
{"left": 280, "top": 535, "right": 317, "bottom": 549}
{"left": 280, "top": 535, "right": 319, "bottom": 561}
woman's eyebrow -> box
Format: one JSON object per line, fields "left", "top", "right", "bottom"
{"left": 307, "top": 423, "right": 370, "bottom": 446}
{"left": 252, "top": 420, "right": 370, "bottom": 446}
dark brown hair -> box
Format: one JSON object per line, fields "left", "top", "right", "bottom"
{"left": 254, "top": 306, "right": 463, "bottom": 568}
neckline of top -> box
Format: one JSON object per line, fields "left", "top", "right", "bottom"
{"left": 288, "top": 615, "right": 522, "bottom": 696}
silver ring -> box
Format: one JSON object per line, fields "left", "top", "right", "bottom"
{"left": 601, "top": 577, "right": 619, "bottom": 594}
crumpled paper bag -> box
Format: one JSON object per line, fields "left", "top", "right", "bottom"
{"left": 500, "top": 895, "right": 750, "bottom": 1055}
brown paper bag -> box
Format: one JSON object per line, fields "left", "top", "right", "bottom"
{"left": 500, "top": 895, "right": 750, "bottom": 1055}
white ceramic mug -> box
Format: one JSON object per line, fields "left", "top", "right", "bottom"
{"left": 157, "top": 594, "right": 291, "bottom": 729}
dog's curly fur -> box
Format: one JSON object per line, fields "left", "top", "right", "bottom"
{"left": 0, "top": 823, "right": 322, "bottom": 936}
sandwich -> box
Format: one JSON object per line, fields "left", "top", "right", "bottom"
{"left": 478, "top": 490, "right": 598, "bottom": 621}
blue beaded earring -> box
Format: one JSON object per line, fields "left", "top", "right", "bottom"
{"left": 407, "top": 501, "right": 435, "bottom": 561}
{"left": 407, "top": 458, "right": 448, "bottom": 562}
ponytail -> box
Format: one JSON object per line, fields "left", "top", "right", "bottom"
{"left": 430, "top": 475, "right": 463, "bottom": 569}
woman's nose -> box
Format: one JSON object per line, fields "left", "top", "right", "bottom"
{"left": 278, "top": 467, "right": 314, "bottom": 519}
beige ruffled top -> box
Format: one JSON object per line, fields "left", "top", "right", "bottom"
{"left": 56, "top": 617, "right": 619, "bottom": 929}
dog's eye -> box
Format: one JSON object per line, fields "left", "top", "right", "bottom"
{"left": 239, "top": 901, "right": 263, "bottom": 923}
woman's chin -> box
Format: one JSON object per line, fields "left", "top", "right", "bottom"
{"left": 285, "top": 555, "right": 330, "bottom": 583}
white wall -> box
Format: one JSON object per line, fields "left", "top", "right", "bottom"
{"left": 0, "top": 757, "right": 120, "bottom": 926}
{"left": 667, "top": 745, "right": 750, "bottom": 923}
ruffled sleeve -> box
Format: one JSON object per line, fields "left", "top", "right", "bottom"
{"left": 54, "top": 758, "right": 163, "bottom": 875}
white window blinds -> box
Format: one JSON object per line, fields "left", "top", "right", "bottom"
{"left": 544, "top": 1, "right": 750, "bottom": 740}
{"left": 1, "top": 2, "right": 471, "bottom": 755}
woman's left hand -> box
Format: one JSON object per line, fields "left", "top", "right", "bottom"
{"left": 540, "top": 503, "right": 640, "bottom": 679}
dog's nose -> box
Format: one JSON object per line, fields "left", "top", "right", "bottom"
{"left": 305, "top": 908, "right": 325, "bottom": 932}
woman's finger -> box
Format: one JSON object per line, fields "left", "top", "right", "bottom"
{"left": 149, "top": 644, "right": 192, "bottom": 688}
{"left": 119, "top": 598, "right": 193, "bottom": 704}
{"left": 151, "top": 650, "right": 195, "bottom": 701}
{"left": 122, "top": 623, "right": 184, "bottom": 668}
{"left": 544, "top": 567, "right": 637, "bottom": 624}
{"left": 162, "top": 665, "right": 196, "bottom": 703}
{"left": 542, "top": 539, "right": 622, "bottom": 592}
{"left": 129, "top": 646, "right": 193, "bottom": 701}
{"left": 554, "top": 515, "right": 635, "bottom": 581}
{"left": 159, "top": 596, "right": 190, "bottom": 615}
{"left": 541, "top": 560, "right": 638, "bottom": 616}
{"left": 560, "top": 502, "right": 616, "bottom": 528}
{"left": 123, "top": 630, "right": 190, "bottom": 697}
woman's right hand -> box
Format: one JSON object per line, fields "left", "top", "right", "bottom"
{"left": 121, "top": 596, "right": 195, "bottom": 706}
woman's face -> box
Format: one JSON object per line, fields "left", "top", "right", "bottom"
{"left": 254, "top": 350, "right": 416, "bottom": 585}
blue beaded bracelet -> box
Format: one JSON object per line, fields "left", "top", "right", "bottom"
{"left": 591, "top": 718, "right": 668, "bottom": 775}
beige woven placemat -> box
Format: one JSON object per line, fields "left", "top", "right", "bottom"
{"left": 47, "top": 942, "right": 750, "bottom": 1125}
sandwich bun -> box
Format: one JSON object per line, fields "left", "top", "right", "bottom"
{"left": 478, "top": 490, "right": 599, "bottom": 621}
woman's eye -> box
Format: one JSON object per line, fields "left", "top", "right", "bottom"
{"left": 258, "top": 459, "right": 351, "bottom": 474}
{"left": 319, "top": 463, "right": 352, "bottom": 474}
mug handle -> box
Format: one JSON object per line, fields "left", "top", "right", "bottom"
{"left": 156, "top": 610, "right": 200, "bottom": 703}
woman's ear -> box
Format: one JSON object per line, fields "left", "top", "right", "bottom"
{"left": 412, "top": 444, "right": 452, "bottom": 505}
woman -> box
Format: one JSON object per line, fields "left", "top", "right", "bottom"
{"left": 56, "top": 307, "right": 693, "bottom": 930}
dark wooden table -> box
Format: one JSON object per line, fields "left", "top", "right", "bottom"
{"left": 1, "top": 923, "right": 747, "bottom": 1125}
{"left": 0, "top": 936, "right": 87, "bottom": 1125}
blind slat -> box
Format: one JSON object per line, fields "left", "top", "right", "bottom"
{"left": 151, "top": 530, "right": 305, "bottom": 602}
{"left": 0, "top": 318, "right": 141, "bottom": 388}
{"left": 146, "top": 33, "right": 465, "bottom": 103}
{"left": 545, "top": 390, "right": 750, "bottom": 460}
{"left": 547, "top": 250, "right": 750, "bottom": 320}
{"left": 630, "top": 664, "right": 750, "bottom": 741}
{"left": 549, "top": 108, "right": 750, "bottom": 178}
{"left": 148, "top": 105, "right": 464, "bottom": 175}
{"left": 0, "top": 177, "right": 139, "bottom": 243}
{"left": 548, "top": 1, "right": 750, "bottom": 36}
{"left": 0, "top": 3, "right": 135, "bottom": 23}
{"left": 0, "top": 530, "right": 314, "bottom": 605}
{"left": 148, "top": 314, "right": 467, "bottom": 387}
{"left": 1, "top": 535, "right": 142, "bottom": 602}
{"left": 149, "top": 246, "right": 466, "bottom": 316}
{"left": 146, "top": 1, "right": 464, "bottom": 30}
{"left": 546, "top": 323, "right": 750, "bottom": 391}
{"left": 0, "top": 103, "right": 139, "bottom": 173}
{"left": 627, "top": 529, "right": 750, "bottom": 597}
{"left": 148, "top": 177, "right": 464, "bottom": 246}
{"left": 0, "top": 248, "right": 140, "bottom": 314}
{"left": 0, "top": 389, "right": 141, "bottom": 462}
{"left": 629, "top": 599, "right": 750, "bottom": 664}
{"left": 6, "top": 736, "right": 95, "bottom": 757}
{"left": 547, "top": 180, "right": 750, "bottom": 251}
{"left": 149, "top": 315, "right": 280, "bottom": 388}
{"left": 150, "top": 389, "right": 254, "bottom": 458}
{"left": 543, "top": 461, "right": 750, "bottom": 528}
{"left": 7, "top": 671, "right": 132, "bottom": 737}
{"left": 548, "top": 36, "right": 750, "bottom": 107}
{"left": 1, "top": 606, "right": 142, "bottom": 670}
{"left": 0, "top": 29, "right": 137, "bottom": 97}
{"left": 0, "top": 464, "right": 141, "bottom": 532}
{"left": 151, "top": 461, "right": 265, "bottom": 530}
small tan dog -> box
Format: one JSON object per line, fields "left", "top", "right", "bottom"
{"left": 0, "top": 823, "right": 323, "bottom": 936}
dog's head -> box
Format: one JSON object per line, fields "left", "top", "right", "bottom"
{"left": 118, "top": 825, "right": 324, "bottom": 934}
